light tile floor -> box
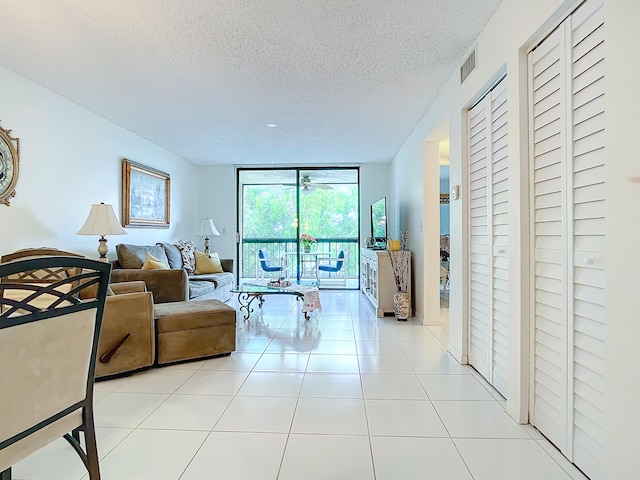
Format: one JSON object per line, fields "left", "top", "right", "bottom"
{"left": 13, "top": 291, "right": 588, "bottom": 480}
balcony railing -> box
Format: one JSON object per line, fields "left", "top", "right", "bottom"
{"left": 242, "top": 237, "right": 359, "bottom": 281}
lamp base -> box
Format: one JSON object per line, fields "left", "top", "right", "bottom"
{"left": 204, "top": 236, "right": 210, "bottom": 254}
{"left": 97, "top": 236, "right": 109, "bottom": 262}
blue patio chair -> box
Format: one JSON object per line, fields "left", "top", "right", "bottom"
{"left": 316, "top": 250, "right": 346, "bottom": 286}
{"left": 256, "top": 249, "right": 288, "bottom": 279}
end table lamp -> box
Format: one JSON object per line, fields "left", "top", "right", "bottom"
{"left": 77, "top": 202, "right": 127, "bottom": 261}
{"left": 197, "top": 218, "right": 220, "bottom": 254}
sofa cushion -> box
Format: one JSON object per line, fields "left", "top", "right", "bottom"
{"left": 141, "top": 252, "right": 169, "bottom": 270}
{"left": 188, "top": 279, "right": 216, "bottom": 299}
{"left": 116, "top": 244, "right": 170, "bottom": 269}
{"left": 158, "top": 242, "right": 184, "bottom": 270}
{"left": 189, "top": 272, "right": 233, "bottom": 289}
{"left": 154, "top": 299, "right": 236, "bottom": 333}
{"left": 194, "top": 251, "right": 223, "bottom": 274}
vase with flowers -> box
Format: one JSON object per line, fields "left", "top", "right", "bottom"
{"left": 387, "top": 229, "right": 411, "bottom": 320}
{"left": 301, "top": 233, "right": 317, "bottom": 253}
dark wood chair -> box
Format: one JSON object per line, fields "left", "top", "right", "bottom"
{"left": 0, "top": 255, "right": 111, "bottom": 479}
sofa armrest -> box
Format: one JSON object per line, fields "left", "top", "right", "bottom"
{"left": 221, "top": 258, "right": 234, "bottom": 274}
{"left": 110, "top": 281, "right": 147, "bottom": 295}
{"left": 96, "top": 290, "right": 155, "bottom": 378}
{"left": 110, "top": 268, "right": 188, "bottom": 303}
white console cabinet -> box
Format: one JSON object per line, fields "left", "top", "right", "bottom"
{"left": 360, "top": 248, "right": 411, "bottom": 317}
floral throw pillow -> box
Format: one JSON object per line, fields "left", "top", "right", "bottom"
{"left": 174, "top": 239, "right": 197, "bottom": 274}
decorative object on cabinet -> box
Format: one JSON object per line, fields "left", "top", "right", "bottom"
{"left": 0, "top": 122, "right": 19, "bottom": 206}
{"left": 77, "top": 202, "right": 127, "bottom": 261}
{"left": 122, "top": 159, "right": 170, "bottom": 228}
{"left": 387, "top": 230, "right": 410, "bottom": 291}
{"left": 387, "top": 239, "right": 401, "bottom": 251}
{"left": 387, "top": 229, "right": 411, "bottom": 320}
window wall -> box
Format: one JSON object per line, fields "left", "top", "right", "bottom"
{"left": 237, "top": 168, "right": 360, "bottom": 287}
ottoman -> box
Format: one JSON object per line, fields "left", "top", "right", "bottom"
{"left": 154, "top": 299, "right": 236, "bottom": 365}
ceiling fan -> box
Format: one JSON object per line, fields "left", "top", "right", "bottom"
{"left": 300, "top": 174, "right": 333, "bottom": 192}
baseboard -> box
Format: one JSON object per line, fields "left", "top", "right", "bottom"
{"left": 505, "top": 401, "right": 529, "bottom": 424}
{"left": 419, "top": 312, "right": 441, "bottom": 326}
{"left": 447, "top": 344, "right": 467, "bottom": 364}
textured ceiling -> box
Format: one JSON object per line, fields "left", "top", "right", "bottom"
{"left": 0, "top": 0, "right": 501, "bottom": 166}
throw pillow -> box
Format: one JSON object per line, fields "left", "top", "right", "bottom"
{"left": 174, "top": 239, "right": 197, "bottom": 274}
{"left": 141, "top": 252, "right": 169, "bottom": 270}
{"left": 157, "top": 242, "right": 183, "bottom": 269}
{"left": 194, "top": 251, "right": 223, "bottom": 274}
{"left": 116, "top": 244, "right": 170, "bottom": 269}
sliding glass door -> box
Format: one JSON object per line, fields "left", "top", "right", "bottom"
{"left": 237, "top": 168, "right": 359, "bottom": 288}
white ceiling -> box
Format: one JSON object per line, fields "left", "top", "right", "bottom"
{"left": 0, "top": 0, "right": 501, "bottom": 166}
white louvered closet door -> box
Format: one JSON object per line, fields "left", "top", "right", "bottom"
{"left": 530, "top": 22, "right": 568, "bottom": 454}
{"left": 490, "top": 79, "right": 509, "bottom": 396}
{"left": 468, "top": 97, "right": 491, "bottom": 381}
{"left": 529, "top": 1, "right": 604, "bottom": 478}
{"left": 468, "top": 76, "right": 509, "bottom": 396}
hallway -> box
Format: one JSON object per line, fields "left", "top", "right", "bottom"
{"left": 13, "top": 291, "right": 587, "bottom": 479}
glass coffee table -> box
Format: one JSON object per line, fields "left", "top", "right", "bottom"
{"left": 231, "top": 280, "right": 320, "bottom": 320}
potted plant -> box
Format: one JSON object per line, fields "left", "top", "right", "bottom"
{"left": 301, "top": 233, "right": 317, "bottom": 253}
{"left": 387, "top": 229, "right": 410, "bottom": 320}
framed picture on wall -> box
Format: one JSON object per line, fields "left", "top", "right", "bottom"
{"left": 122, "top": 159, "right": 170, "bottom": 228}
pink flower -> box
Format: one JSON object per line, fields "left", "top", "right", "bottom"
{"left": 301, "top": 233, "right": 317, "bottom": 246}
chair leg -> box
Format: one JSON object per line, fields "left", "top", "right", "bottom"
{"left": 64, "top": 409, "right": 101, "bottom": 479}
{"left": 1, "top": 468, "right": 12, "bottom": 480}
{"left": 84, "top": 409, "right": 101, "bottom": 480}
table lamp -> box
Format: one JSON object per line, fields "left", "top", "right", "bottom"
{"left": 197, "top": 218, "right": 221, "bottom": 253}
{"left": 77, "top": 202, "right": 127, "bottom": 261}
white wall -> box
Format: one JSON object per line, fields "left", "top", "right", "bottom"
{"left": 0, "top": 66, "right": 199, "bottom": 260}
{"left": 196, "top": 165, "right": 237, "bottom": 261}
{"left": 604, "top": 1, "right": 640, "bottom": 476}
{"left": 360, "top": 163, "right": 392, "bottom": 243}
{"left": 391, "top": 0, "right": 639, "bottom": 475}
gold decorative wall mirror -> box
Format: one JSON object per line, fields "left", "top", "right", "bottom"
{"left": 0, "top": 123, "right": 20, "bottom": 206}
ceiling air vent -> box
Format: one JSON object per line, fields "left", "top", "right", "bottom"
{"left": 460, "top": 48, "right": 476, "bottom": 84}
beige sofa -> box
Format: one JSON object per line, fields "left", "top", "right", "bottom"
{"left": 111, "top": 242, "right": 234, "bottom": 303}
{"left": 1, "top": 247, "right": 236, "bottom": 380}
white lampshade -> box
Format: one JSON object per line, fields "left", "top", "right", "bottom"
{"left": 196, "top": 218, "right": 221, "bottom": 237}
{"left": 196, "top": 218, "right": 220, "bottom": 253}
{"left": 77, "top": 203, "right": 127, "bottom": 260}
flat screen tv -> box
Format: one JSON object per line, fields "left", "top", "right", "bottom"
{"left": 370, "top": 197, "right": 387, "bottom": 249}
